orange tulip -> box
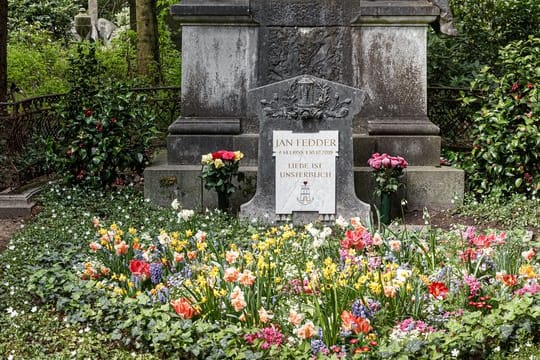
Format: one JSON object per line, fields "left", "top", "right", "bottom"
{"left": 171, "top": 298, "right": 198, "bottom": 319}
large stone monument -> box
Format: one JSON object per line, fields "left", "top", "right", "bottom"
{"left": 144, "top": 0, "right": 464, "bottom": 218}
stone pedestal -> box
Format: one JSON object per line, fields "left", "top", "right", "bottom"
{"left": 354, "top": 166, "right": 464, "bottom": 212}
{"left": 167, "top": 0, "right": 257, "bottom": 159}
{"left": 144, "top": 0, "right": 464, "bottom": 217}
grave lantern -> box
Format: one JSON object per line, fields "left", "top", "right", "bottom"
{"left": 74, "top": 8, "right": 92, "bottom": 41}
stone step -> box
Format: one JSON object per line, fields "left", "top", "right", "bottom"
{"left": 0, "top": 185, "right": 42, "bottom": 218}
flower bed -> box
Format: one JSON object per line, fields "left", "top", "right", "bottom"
{"left": 79, "top": 201, "right": 540, "bottom": 358}
{"left": 2, "top": 185, "right": 540, "bottom": 359}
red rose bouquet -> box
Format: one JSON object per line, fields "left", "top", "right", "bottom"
{"left": 201, "top": 150, "right": 244, "bottom": 210}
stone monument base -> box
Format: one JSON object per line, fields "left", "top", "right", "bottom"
{"left": 144, "top": 153, "right": 464, "bottom": 219}
{"left": 144, "top": 152, "right": 256, "bottom": 213}
{"left": 354, "top": 166, "right": 464, "bottom": 215}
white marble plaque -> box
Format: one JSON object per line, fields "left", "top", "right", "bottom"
{"left": 273, "top": 130, "right": 339, "bottom": 214}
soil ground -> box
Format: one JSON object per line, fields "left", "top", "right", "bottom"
{"left": 403, "top": 208, "right": 482, "bottom": 230}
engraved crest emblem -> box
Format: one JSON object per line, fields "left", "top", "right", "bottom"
{"left": 260, "top": 76, "right": 352, "bottom": 121}
{"left": 297, "top": 181, "right": 314, "bottom": 205}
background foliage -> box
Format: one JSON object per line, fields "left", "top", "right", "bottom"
{"left": 428, "top": 0, "right": 540, "bottom": 87}
{"left": 458, "top": 37, "right": 540, "bottom": 198}
{"left": 47, "top": 43, "right": 158, "bottom": 188}
{"left": 6, "top": 0, "right": 181, "bottom": 97}
{"left": 427, "top": 0, "right": 540, "bottom": 198}
{"left": 7, "top": 27, "right": 71, "bottom": 97}
{"left": 7, "top": 0, "right": 82, "bottom": 41}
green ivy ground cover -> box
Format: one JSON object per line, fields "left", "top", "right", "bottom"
{"left": 1, "top": 185, "right": 540, "bottom": 359}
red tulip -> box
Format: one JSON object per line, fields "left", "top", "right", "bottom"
{"left": 428, "top": 282, "right": 449, "bottom": 299}
{"left": 129, "top": 259, "right": 150, "bottom": 278}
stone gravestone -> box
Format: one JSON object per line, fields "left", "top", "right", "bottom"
{"left": 240, "top": 75, "right": 370, "bottom": 224}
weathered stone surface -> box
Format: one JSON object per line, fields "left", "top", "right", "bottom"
{"left": 354, "top": 166, "right": 464, "bottom": 212}
{"left": 353, "top": 135, "right": 441, "bottom": 166}
{"left": 167, "top": 134, "right": 441, "bottom": 167}
{"left": 358, "top": 0, "right": 439, "bottom": 18}
{"left": 240, "top": 75, "right": 371, "bottom": 224}
{"left": 144, "top": 163, "right": 464, "bottom": 216}
{"left": 404, "top": 166, "right": 464, "bottom": 210}
{"left": 167, "top": 134, "right": 259, "bottom": 166}
{"left": 0, "top": 186, "right": 40, "bottom": 218}
{"left": 144, "top": 152, "right": 256, "bottom": 212}
{"left": 254, "top": 0, "right": 358, "bottom": 86}
{"left": 352, "top": 26, "right": 428, "bottom": 121}
{"left": 167, "top": 135, "right": 234, "bottom": 165}
{"left": 88, "top": 0, "right": 98, "bottom": 40}
{"left": 167, "top": 22, "right": 258, "bottom": 159}
{"left": 171, "top": 0, "right": 251, "bottom": 23}
{"left": 168, "top": 118, "right": 241, "bottom": 135}
{"left": 251, "top": 0, "right": 360, "bottom": 26}
{"left": 260, "top": 27, "right": 350, "bottom": 86}
{"left": 180, "top": 26, "right": 258, "bottom": 118}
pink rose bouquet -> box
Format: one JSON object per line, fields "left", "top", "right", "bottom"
{"left": 367, "top": 153, "right": 408, "bottom": 195}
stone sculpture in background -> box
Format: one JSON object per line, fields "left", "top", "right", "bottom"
{"left": 96, "top": 18, "right": 119, "bottom": 44}
{"left": 73, "top": 1, "right": 119, "bottom": 44}
{"left": 428, "top": 0, "right": 458, "bottom": 36}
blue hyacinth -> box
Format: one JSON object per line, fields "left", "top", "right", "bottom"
{"left": 167, "top": 272, "right": 184, "bottom": 287}
{"left": 156, "top": 286, "right": 170, "bottom": 303}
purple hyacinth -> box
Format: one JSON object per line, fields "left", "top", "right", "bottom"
{"left": 149, "top": 262, "right": 163, "bottom": 284}
{"left": 352, "top": 298, "right": 380, "bottom": 319}
{"left": 311, "top": 339, "right": 329, "bottom": 356}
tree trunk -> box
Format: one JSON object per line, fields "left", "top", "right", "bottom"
{"left": 135, "top": 0, "right": 160, "bottom": 84}
{"left": 0, "top": 0, "right": 8, "bottom": 106}
{"left": 88, "top": 0, "right": 99, "bottom": 41}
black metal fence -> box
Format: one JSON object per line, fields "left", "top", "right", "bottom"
{"left": 0, "top": 93, "right": 63, "bottom": 155}
{"left": 427, "top": 86, "right": 480, "bottom": 150}
{"left": 0, "top": 86, "right": 181, "bottom": 188}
